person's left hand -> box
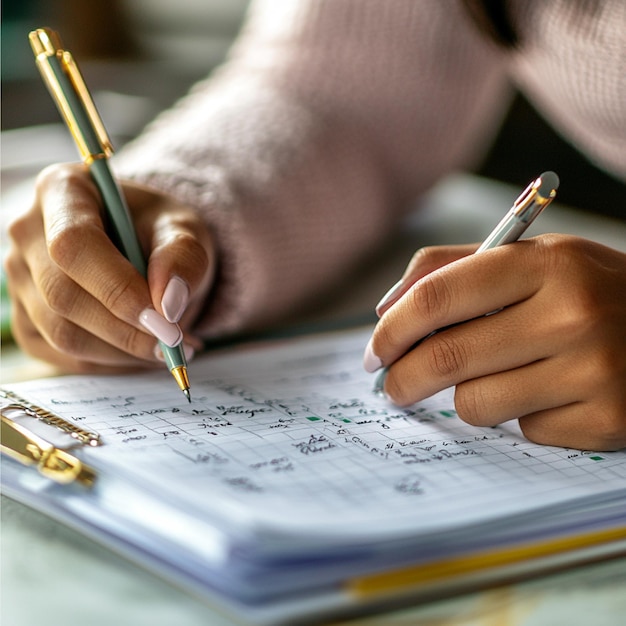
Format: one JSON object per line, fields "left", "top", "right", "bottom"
{"left": 4, "top": 163, "right": 216, "bottom": 374}
{"left": 363, "top": 235, "right": 626, "bottom": 451}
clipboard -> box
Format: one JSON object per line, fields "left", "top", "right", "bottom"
{"left": 2, "top": 328, "right": 626, "bottom": 625}
{"left": 2, "top": 389, "right": 99, "bottom": 486}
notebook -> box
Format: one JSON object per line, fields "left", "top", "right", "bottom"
{"left": 2, "top": 326, "right": 625, "bottom": 624}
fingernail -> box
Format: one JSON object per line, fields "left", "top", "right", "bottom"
{"left": 154, "top": 342, "right": 195, "bottom": 362}
{"left": 373, "top": 368, "right": 388, "bottom": 397}
{"left": 375, "top": 279, "right": 404, "bottom": 317}
{"left": 139, "top": 308, "right": 183, "bottom": 347}
{"left": 161, "top": 276, "right": 189, "bottom": 323}
{"left": 363, "top": 337, "right": 383, "bottom": 373}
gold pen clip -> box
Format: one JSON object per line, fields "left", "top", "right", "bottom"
{"left": 29, "top": 27, "right": 114, "bottom": 163}
{"left": 513, "top": 172, "right": 559, "bottom": 222}
{"left": 1, "top": 390, "right": 100, "bottom": 487}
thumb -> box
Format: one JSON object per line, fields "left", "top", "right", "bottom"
{"left": 127, "top": 190, "right": 216, "bottom": 329}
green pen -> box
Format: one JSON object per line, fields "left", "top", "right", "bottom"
{"left": 29, "top": 27, "right": 191, "bottom": 402}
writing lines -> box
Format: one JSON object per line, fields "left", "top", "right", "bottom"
{"left": 7, "top": 327, "right": 626, "bottom": 536}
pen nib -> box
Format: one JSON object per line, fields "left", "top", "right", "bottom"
{"left": 170, "top": 366, "right": 191, "bottom": 403}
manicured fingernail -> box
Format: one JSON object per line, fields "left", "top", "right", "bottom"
{"left": 139, "top": 308, "right": 183, "bottom": 347}
{"left": 161, "top": 276, "right": 189, "bottom": 323}
{"left": 375, "top": 279, "right": 404, "bottom": 317}
{"left": 363, "top": 337, "right": 383, "bottom": 373}
{"left": 373, "top": 368, "right": 388, "bottom": 397}
{"left": 154, "top": 342, "right": 195, "bottom": 362}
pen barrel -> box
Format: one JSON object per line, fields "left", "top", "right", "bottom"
{"left": 476, "top": 173, "right": 557, "bottom": 254}
{"left": 89, "top": 159, "right": 187, "bottom": 371}
{"left": 476, "top": 215, "right": 528, "bottom": 252}
{"left": 36, "top": 53, "right": 106, "bottom": 161}
{"left": 89, "top": 159, "right": 147, "bottom": 276}
{"left": 31, "top": 27, "right": 189, "bottom": 397}
{"left": 163, "top": 344, "right": 189, "bottom": 373}
{"left": 89, "top": 161, "right": 187, "bottom": 372}
{"left": 43, "top": 61, "right": 187, "bottom": 372}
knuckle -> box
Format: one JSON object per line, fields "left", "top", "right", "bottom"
{"left": 536, "top": 232, "right": 580, "bottom": 255}
{"left": 34, "top": 163, "right": 64, "bottom": 190}
{"left": 536, "top": 238, "right": 612, "bottom": 338}
{"left": 116, "top": 326, "right": 152, "bottom": 358}
{"left": 172, "top": 232, "right": 210, "bottom": 274}
{"left": 36, "top": 162, "right": 84, "bottom": 189}
{"left": 586, "top": 343, "right": 623, "bottom": 389}
{"left": 517, "top": 421, "right": 548, "bottom": 447}
{"left": 556, "top": 284, "right": 604, "bottom": 340}
{"left": 406, "top": 246, "right": 437, "bottom": 273}
{"left": 538, "top": 234, "right": 593, "bottom": 282}
{"left": 99, "top": 272, "right": 137, "bottom": 313}
{"left": 588, "top": 382, "right": 626, "bottom": 451}
{"left": 425, "top": 335, "right": 468, "bottom": 379}
{"left": 591, "top": 425, "right": 626, "bottom": 451}
{"left": 374, "top": 321, "right": 402, "bottom": 356}
{"left": 46, "top": 317, "right": 81, "bottom": 355}
{"left": 454, "top": 382, "right": 487, "bottom": 426}
{"left": 47, "top": 222, "right": 93, "bottom": 270}
{"left": 9, "top": 318, "right": 30, "bottom": 352}
{"left": 383, "top": 371, "right": 412, "bottom": 407}
{"left": 120, "top": 311, "right": 160, "bottom": 356}
{"left": 412, "top": 274, "right": 452, "bottom": 325}
{"left": 7, "top": 212, "right": 34, "bottom": 243}
{"left": 3, "top": 249, "right": 21, "bottom": 281}
{"left": 39, "top": 268, "right": 74, "bottom": 316}
{"left": 595, "top": 419, "right": 626, "bottom": 451}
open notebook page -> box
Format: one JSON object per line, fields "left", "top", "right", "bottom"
{"left": 4, "top": 327, "right": 626, "bottom": 544}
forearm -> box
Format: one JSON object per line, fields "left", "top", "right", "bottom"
{"left": 114, "top": 0, "right": 511, "bottom": 338}
{"left": 115, "top": 77, "right": 394, "bottom": 337}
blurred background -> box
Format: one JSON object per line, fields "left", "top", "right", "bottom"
{"left": 1, "top": 0, "right": 250, "bottom": 180}
{"left": 3, "top": 0, "right": 625, "bottom": 213}
{"left": 1, "top": 0, "right": 625, "bottom": 343}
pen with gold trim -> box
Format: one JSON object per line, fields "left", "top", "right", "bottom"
{"left": 475, "top": 171, "right": 559, "bottom": 252}
{"left": 368, "top": 171, "right": 560, "bottom": 385}
{"left": 29, "top": 27, "right": 191, "bottom": 402}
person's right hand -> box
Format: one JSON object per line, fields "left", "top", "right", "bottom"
{"left": 5, "top": 163, "right": 216, "bottom": 373}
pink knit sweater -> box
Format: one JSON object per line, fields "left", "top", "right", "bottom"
{"left": 115, "top": 0, "right": 626, "bottom": 339}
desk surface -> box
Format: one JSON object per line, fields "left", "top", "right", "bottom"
{"left": 2, "top": 164, "right": 626, "bottom": 626}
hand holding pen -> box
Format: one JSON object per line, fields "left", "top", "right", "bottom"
{"left": 28, "top": 28, "right": 195, "bottom": 400}
{"left": 364, "top": 173, "right": 626, "bottom": 451}
{"left": 4, "top": 28, "right": 626, "bottom": 449}
{"left": 4, "top": 28, "right": 216, "bottom": 398}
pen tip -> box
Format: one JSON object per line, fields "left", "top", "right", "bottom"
{"left": 183, "top": 389, "right": 191, "bottom": 403}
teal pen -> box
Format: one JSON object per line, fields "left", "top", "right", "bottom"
{"left": 29, "top": 27, "right": 191, "bottom": 402}
{"left": 373, "top": 171, "right": 560, "bottom": 393}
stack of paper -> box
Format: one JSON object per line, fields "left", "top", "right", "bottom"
{"left": 2, "top": 327, "right": 625, "bottom": 624}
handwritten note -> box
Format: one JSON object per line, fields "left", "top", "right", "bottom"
{"left": 6, "top": 327, "right": 626, "bottom": 540}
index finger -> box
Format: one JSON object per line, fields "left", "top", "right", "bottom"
{"left": 38, "top": 164, "right": 154, "bottom": 331}
{"left": 367, "top": 240, "right": 543, "bottom": 369}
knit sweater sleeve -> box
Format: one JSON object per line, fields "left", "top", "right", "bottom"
{"left": 113, "top": 0, "right": 510, "bottom": 339}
